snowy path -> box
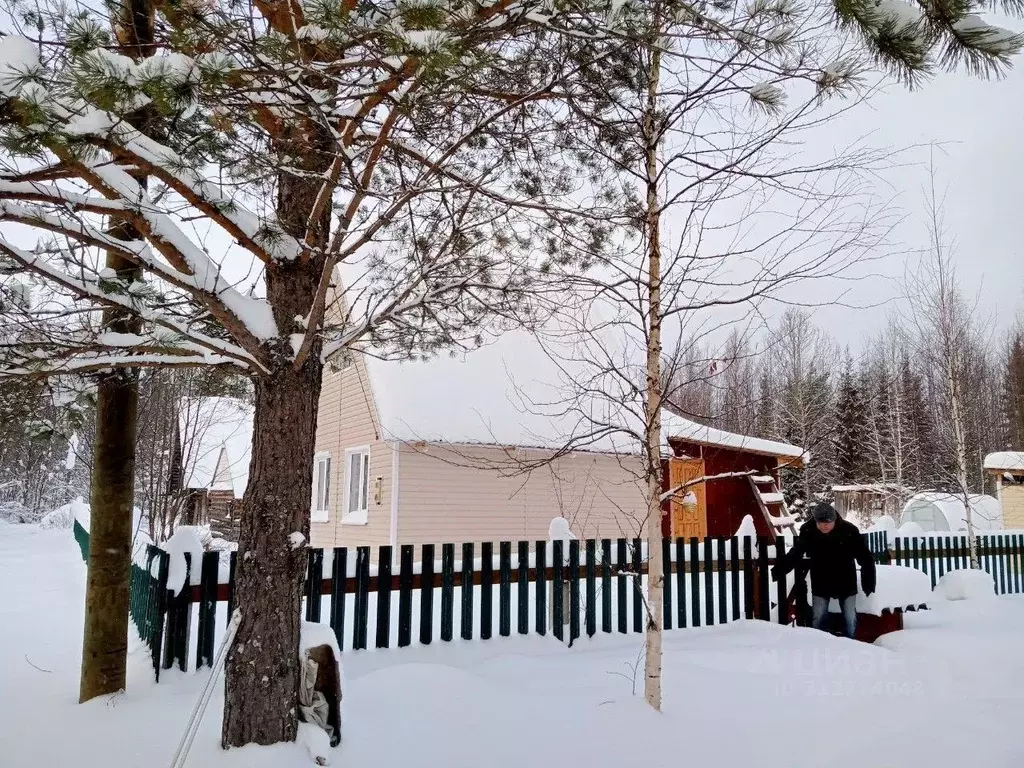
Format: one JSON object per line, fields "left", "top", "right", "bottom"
{"left": 3, "top": 523, "right": 1024, "bottom": 767}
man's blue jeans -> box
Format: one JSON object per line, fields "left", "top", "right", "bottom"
{"left": 811, "top": 595, "right": 857, "bottom": 639}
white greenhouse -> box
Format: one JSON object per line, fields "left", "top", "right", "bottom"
{"left": 899, "top": 492, "right": 1003, "bottom": 533}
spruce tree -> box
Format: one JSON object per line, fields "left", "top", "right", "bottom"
{"left": 835, "top": 354, "right": 869, "bottom": 483}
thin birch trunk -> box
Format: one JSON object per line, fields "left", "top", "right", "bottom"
{"left": 642, "top": 16, "right": 664, "bottom": 713}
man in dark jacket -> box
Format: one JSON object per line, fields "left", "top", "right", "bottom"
{"left": 772, "top": 502, "right": 876, "bottom": 639}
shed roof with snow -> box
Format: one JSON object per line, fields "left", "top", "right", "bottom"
{"left": 899, "top": 492, "right": 1002, "bottom": 533}
{"left": 984, "top": 451, "right": 1024, "bottom": 474}
{"left": 177, "top": 397, "right": 254, "bottom": 499}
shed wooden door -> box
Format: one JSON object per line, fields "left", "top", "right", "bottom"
{"left": 669, "top": 458, "right": 707, "bottom": 539}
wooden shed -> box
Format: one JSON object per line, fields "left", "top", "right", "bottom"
{"left": 660, "top": 413, "right": 807, "bottom": 540}
{"left": 831, "top": 483, "right": 907, "bottom": 523}
{"left": 985, "top": 451, "right": 1024, "bottom": 529}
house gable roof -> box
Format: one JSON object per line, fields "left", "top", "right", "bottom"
{"left": 177, "top": 396, "right": 254, "bottom": 498}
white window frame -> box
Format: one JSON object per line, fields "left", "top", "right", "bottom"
{"left": 342, "top": 446, "right": 370, "bottom": 525}
{"left": 311, "top": 452, "right": 331, "bottom": 523}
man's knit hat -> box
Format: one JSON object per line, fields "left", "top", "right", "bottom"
{"left": 811, "top": 502, "right": 838, "bottom": 523}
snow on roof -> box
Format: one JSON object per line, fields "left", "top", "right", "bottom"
{"left": 362, "top": 329, "right": 641, "bottom": 454}
{"left": 984, "top": 451, "right": 1024, "bottom": 472}
{"left": 362, "top": 329, "right": 806, "bottom": 461}
{"left": 660, "top": 410, "right": 807, "bottom": 463}
{"left": 177, "top": 396, "right": 253, "bottom": 498}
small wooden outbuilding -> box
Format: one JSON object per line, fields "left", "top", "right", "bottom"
{"left": 831, "top": 483, "right": 907, "bottom": 522}
{"left": 985, "top": 451, "right": 1024, "bottom": 529}
{"left": 660, "top": 414, "right": 807, "bottom": 540}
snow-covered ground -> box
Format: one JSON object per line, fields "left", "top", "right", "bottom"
{"left": 3, "top": 522, "right": 1024, "bottom": 767}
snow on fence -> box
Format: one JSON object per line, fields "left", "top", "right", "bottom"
{"left": 73, "top": 525, "right": 1024, "bottom": 684}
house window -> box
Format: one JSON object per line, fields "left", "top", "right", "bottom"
{"left": 312, "top": 452, "right": 331, "bottom": 523}
{"left": 344, "top": 446, "right": 370, "bottom": 524}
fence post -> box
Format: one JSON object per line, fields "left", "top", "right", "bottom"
{"left": 151, "top": 550, "right": 170, "bottom": 682}
{"left": 615, "top": 538, "right": 627, "bottom": 634}
{"left": 330, "top": 547, "right": 347, "bottom": 652}
{"left": 397, "top": 544, "right": 414, "bottom": 648}
{"left": 661, "top": 536, "right": 672, "bottom": 631}
{"left": 440, "top": 543, "right": 455, "bottom": 642}
{"left": 499, "top": 541, "right": 512, "bottom": 638}
{"left": 375, "top": 546, "right": 393, "bottom": 649}
{"left": 480, "top": 542, "right": 493, "bottom": 640}
{"left": 519, "top": 541, "right": 531, "bottom": 636}
{"left": 305, "top": 548, "right": 323, "bottom": 623}
{"left": 568, "top": 540, "right": 581, "bottom": 645}
{"left": 775, "top": 536, "right": 788, "bottom": 625}
{"left": 353, "top": 546, "right": 370, "bottom": 651}
{"left": 196, "top": 551, "right": 219, "bottom": 670}
{"left": 601, "top": 539, "right": 612, "bottom": 635}
{"left": 420, "top": 544, "right": 435, "bottom": 645}
{"left": 535, "top": 540, "right": 547, "bottom": 637}
{"left": 552, "top": 540, "right": 565, "bottom": 641}
{"left": 460, "top": 543, "right": 474, "bottom": 641}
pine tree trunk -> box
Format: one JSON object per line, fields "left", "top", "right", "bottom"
{"left": 80, "top": 362, "right": 138, "bottom": 702}
{"left": 221, "top": 357, "right": 321, "bottom": 746}
{"left": 222, "top": 122, "right": 329, "bottom": 745}
{"left": 642, "top": 22, "right": 664, "bottom": 714}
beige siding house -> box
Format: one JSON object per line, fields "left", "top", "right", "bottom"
{"left": 310, "top": 331, "right": 651, "bottom": 548}
{"left": 986, "top": 451, "right": 1024, "bottom": 529}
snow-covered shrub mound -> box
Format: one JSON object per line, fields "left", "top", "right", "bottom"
{"left": 40, "top": 503, "right": 75, "bottom": 529}
{"left": 867, "top": 515, "right": 897, "bottom": 537}
{"left": 0, "top": 500, "right": 40, "bottom": 524}
{"left": 735, "top": 514, "right": 757, "bottom": 539}
{"left": 934, "top": 569, "right": 996, "bottom": 601}
{"left": 897, "top": 521, "right": 925, "bottom": 537}
{"left": 548, "top": 516, "right": 577, "bottom": 542}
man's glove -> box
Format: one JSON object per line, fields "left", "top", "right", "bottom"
{"left": 862, "top": 577, "right": 876, "bottom": 596}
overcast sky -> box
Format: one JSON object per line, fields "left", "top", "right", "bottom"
{"left": 805, "top": 61, "right": 1024, "bottom": 349}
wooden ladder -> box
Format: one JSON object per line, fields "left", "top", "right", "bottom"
{"left": 748, "top": 474, "right": 798, "bottom": 536}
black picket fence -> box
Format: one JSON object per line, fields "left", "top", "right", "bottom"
{"left": 75, "top": 526, "right": 1024, "bottom": 683}
{"left": 131, "top": 531, "right": 900, "bottom": 677}
{"left": 892, "top": 533, "right": 1024, "bottom": 594}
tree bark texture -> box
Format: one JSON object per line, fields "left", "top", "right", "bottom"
{"left": 222, "top": 125, "right": 329, "bottom": 746}
{"left": 78, "top": 0, "right": 155, "bottom": 701}
{"left": 79, "top": 267, "right": 140, "bottom": 703}
{"left": 642, "top": 19, "right": 664, "bottom": 714}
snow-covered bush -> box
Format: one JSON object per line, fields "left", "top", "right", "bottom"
{"left": 39, "top": 502, "right": 76, "bottom": 529}
{"left": 0, "top": 500, "right": 40, "bottom": 524}
{"left": 934, "top": 569, "right": 997, "bottom": 601}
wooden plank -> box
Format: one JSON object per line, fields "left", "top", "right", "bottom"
{"left": 717, "top": 538, "right": 727, "bottom": 625}
{"left": 616, "top": 538, "right": 627, "bottom": 634}
{"left": 305, "top": 548, "right": 323, "bottom": 623}
{"left": 775, "top": 536, "right": 787, "bottom": 625}
{"left": 927, "top": 538, "right": 937, "bottom": 589}
{"left": 481, "top": 542, "right": 493, "bottom": 640}
{"left": 675, "top": 537, "right": 686, "bottom": 629}
{"left": 894, "top": 537, "right": 902, "bottom": 568}
{"left": 730, "top": 536, "right": 741, "bottom": 622}
{"left": 999, "top": 535, "right": 1008, "bottom": 595}
{"left": 935, "top": 537, "right": 945, "bottom": 583}
{"left": 375, "top": 546, "right": 393, "bottom": 649}
{"left": 757, "top": 539, "right": 770, "bottom": 622}
{"left": 197, "top": 551, "right": 218, "bottom": 669}
{"left": 690, "top": 537, "right": 700, "bottom": 628}
{"left": 397, "top": 544, "right": 414, "bottom": 648}
{"left": 742, "top": 537, "right": 753, "bottom": 620}
{"left": 631, "top": 538, "right": 643, "bottom": 634}
{"left": 585, "top": 539, "right": 597, "bottom": 638}
{"left": 1015, "top": 534, "right": 1023, "bottom": 594}
{"left": 225, "top": 550, "right": 237, "bottom": 622}
{"left": 440, "top": 543, "right": 454, "bottom": 642}
{"left": 536, "top": 540, "right": 547, "bottom": 637}
{"left": 461, "top": 543, "right": 474, "bottom": 641}
{"left": 601, "top": 539, "right": 612, "bottom": 634}
{"left": 662, "top": 536, "right": 672, "bottom": 631}
{"left": 420, "top": 544, "right": 435, "bottom": 645}
{"left": 330, "top": 548, "right": 347, "bottom": 652}
{"left": 353, "top": 546, "right": 370, "bottom": 651}
{"left": 518, "top": 541, "right": 530, "bottom": 635}
{"left": 499, "top": 541, "right": 512, "bottom": 638}
{"left": 553, "top": 540, "right": 564, "bottom": 642}
{"left": 569, "top": 540, "right": 581, "bottom": 644}
{"left": 151, "top": 551, "right": 169, "bottom": 683}
{"left": 703, "top": 537, "right": 714, "bottom": 626}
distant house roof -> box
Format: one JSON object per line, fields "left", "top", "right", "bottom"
{"left": 984, "top": 451, "right": 1024, "bottom": 473}
{"left": 177, "top": 397, "right": 253, "bottom": 498}
{"left": 361, "top": 329, "right": 806, "bottom": 462}
{"left": 832, "top": 483, "right": 907, "bottom": 493}
{"left": 661, "top": 410, "right": 807, "bottom": 464}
